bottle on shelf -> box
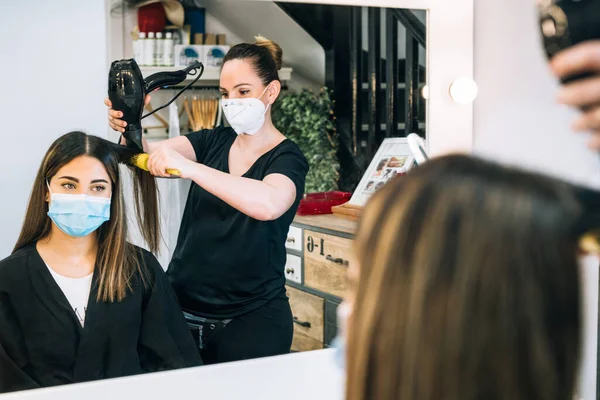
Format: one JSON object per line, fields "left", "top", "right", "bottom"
{"left": 155, "top": 32, "right": 164, "bottom": 67}
{"left": 145, "top": 32, "right": 156, "bottom": 66}
{"left": 163, "top": 32, "right": 175, "bottom": 67}
{"left": 134, "top": 32, "right": 146, "bottom": 65}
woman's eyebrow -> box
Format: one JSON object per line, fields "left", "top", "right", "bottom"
{"left": 220, "top": 84, "right": 253, "bottom": 91}
{"left": 57, "top": 176, "right": 79, "bottom": 182}
{"left": 233, "top": 83, "right": 252, "bottom": 89}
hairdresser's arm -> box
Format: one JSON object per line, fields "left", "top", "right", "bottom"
{"left": 105, "top": 97, "right": 198, "bottom": 161}
{"left": 147, "top": 147, "right": 296, "bottom": 221}
{"left": 551, "top": 41, "right": 600, "bottom": 150}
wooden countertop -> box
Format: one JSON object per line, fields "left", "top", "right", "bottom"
{"left": 293, "top": 214, "right": 358, "bottom": 235}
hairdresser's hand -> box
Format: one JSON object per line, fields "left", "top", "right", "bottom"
{"left": 551, "top": 41, "right": 600, "bottom": 150}
{"left": 147, "top": 147, "right": 194, "bottom": 179}
{"left": 105, "top": 95, "right": 152, "bottom": 133}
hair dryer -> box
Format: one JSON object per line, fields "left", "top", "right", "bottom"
{"left": 108, "top": 59, "right": 204, "bottom": 152}
{"left": 538, "top": 0, "right": 600, "bottom": 82}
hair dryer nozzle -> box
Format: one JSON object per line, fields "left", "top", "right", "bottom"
{"left": 108, "top": 59, "right": 146, "bottom": 151}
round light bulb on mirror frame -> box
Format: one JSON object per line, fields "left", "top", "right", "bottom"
{"left": 421, "top": 85, "right": 430, "bottom": 100}
{"left": 449, "top": 77, "right": 478, "bottom": 104}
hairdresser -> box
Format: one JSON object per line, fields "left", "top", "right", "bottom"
{"left": 105, "top": 37, "right": 309, "bottom": 364}
{"left": 551, "top": 41, "right": 600, "bottom": 150}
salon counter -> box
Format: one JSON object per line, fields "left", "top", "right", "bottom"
{"left": 285, "top": 214, "right": 357, "bottom": 352}
{"left": 0, "top": 349, "right": 343, "bottom": 400}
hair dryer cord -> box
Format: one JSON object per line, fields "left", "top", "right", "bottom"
{"left": 141, "top": 64, "right": 205, "bottom": 120}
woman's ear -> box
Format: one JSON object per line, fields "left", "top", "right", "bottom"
{"left": 267, "top": 80, "right": 282, "bottom": 105}
{"left": 45, "top": 180, "right": 50, "bottom": 203}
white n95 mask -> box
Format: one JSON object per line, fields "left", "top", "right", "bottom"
{"left": 221, "top": 86, "right": 270, "bottom": 135}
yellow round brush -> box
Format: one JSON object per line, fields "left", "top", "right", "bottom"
{"left": 580, "top": 231, "right": 600, "bottom": 254}
{"left": 131, "top": 153, "right": 181, "bottom": 176}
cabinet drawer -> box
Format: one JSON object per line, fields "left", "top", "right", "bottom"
{"left": 284, "top": 253, "right": 302, "bottom": 284}
{"left": 303, "top": 230, "right": 352, "bottom": 298}
{"left": 285, "top": 226, "right": 303, "bottom": 252}
{"left": 286, "top": 285, "right": 324, "bottom": 352}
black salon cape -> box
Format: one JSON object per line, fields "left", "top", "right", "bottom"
{"left": 0, "top": 244, "right": 202, "bottom": 393}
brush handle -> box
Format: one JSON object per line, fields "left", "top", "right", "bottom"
{"left": 134, "top": 153, "right": 181, "bottom": 176}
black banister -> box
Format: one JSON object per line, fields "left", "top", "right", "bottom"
{"left": 350, "top": 7, "right": 362, "bottom": 156}
{"left": 367, "top": 8, "right": 382, "bottom": 159}
{"left": 392, "top": 9, "right": 426, "bottom": 47}
{"left": 385, "top": 9, "right": 398, "bottom": 139}
{"left": 405, "top": 32, "right": 420, "bottom": 135}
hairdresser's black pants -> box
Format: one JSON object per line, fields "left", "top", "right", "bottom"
{"left": 183, "top": 295, "right": 293, "bottom": 365}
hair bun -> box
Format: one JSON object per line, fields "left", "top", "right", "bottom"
{"left": 254, "top": 35, "right": 283, "bottom": 70}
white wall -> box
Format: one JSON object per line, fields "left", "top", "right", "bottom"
{"left": 0, "top": 0, "right": 108, "bottom": 259}
{"left": 204, "top": 5, "right": 321, "bottom": 92}
{"left": 200, "top": 0, "right": 325, "bottom": 89}
{"left": 473, "top": 1, "right": 600, "bottom": 399}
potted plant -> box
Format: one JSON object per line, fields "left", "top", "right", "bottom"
{"left": 272, "top": 87, "right": 339, "bottom": 193}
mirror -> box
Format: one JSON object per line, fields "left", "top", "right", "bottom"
{"left": 2, "top": 0, "right": 479, "bottom": 395}
{"left": 111, "top": 0, "right": 428, "bottom": 356}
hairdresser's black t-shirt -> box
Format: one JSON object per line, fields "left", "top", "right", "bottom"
{"left": 167, "top": 126, "right": 308, "bottom": 319}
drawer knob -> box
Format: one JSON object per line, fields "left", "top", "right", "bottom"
{"left": 326, "top": 255, "right": 349, "bottom": 266}
{"left": 293, "top": 316, "right": 311, "bottom": 328}
{"left": 286, "top": 268, "right": 295, "bottom": 275}
{"left": 286, "top": 237, "right": 296, "bottom": 243}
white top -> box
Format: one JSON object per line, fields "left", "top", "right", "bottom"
{"left": 46, "top": 265, "right": 93, "bottom": 327}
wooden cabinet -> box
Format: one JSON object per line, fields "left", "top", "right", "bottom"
{"left": 285, "top": 214, "right": 357, "bottom": 352}
{"left": 304, "top": 230, "right": 352, "bottom": 298}
{"left": 286, "top": 285, "right": 324, "bottom": 351}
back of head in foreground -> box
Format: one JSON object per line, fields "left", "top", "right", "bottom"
{"left": 346, "top": 154, "right": 593, "bottom": 400}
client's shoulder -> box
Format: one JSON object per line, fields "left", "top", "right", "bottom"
{"left": 127, "top": 243, "right": 165, "bottom": 276}
{"left": 0, "top": 245, "right": 35, "bottom": 282}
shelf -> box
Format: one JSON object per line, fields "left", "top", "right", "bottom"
{"left": 361, "top": 82, "right": 426, "bottom": 90}
{"left": 361, "top": 122, "right": 426, "bottom": 131}
{"left": 140, "top": 66, "right": 293, "bottom": 83}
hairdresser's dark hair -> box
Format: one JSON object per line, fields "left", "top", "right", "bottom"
{"left": 13, "top": 131, "right": 161, "bottom": 302}
{"left": 223, "top": 36, "right": 283, "bottom": 86}
{"left": 347, "top": 154, "right": 583, "bottom": 400}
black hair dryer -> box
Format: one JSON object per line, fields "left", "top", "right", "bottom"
{"left": 108, "top": 59, "right": 204, "bottom": 152}
{"left": 538, "top": 0, "right": 600, "bottom": 82}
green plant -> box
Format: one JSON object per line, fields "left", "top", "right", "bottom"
{"left": 272, "top": 87, "right": 339, "bottom": 193}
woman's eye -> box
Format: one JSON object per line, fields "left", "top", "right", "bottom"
{"left": 91, "top": 185, "right": 106, "bottom": 192}
{"left": 240, "top": 90, "right": 249, "bottom": 96}
{"left": 220, "top": 93, "right": 228, "bottom": 98}
{"left": 62, "top": 183, "right": 76, "bottom": 190}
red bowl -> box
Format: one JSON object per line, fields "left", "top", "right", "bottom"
{"left": 297, "top": 191, "right": 352, "bottom": 216}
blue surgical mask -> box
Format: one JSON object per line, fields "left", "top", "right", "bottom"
{"left": 47, "top": 182, "right": 111, "bottom": 237}
{"left": 331, "top": 301, "right": 352, "bottom": 371}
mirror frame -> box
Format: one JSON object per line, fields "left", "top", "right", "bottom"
{"left": 253, "top": 0, "right": 475, "bottom": 157}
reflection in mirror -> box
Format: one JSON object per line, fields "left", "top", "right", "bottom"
{"left": 1, "top": 0, "right": 427, "bottom": 395}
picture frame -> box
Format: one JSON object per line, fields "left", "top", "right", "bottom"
{"left": 332, "top": 138, "right": 414, "bottom": 218}
{"left": 349, "top": 138, "right": 414, "bottom": 207}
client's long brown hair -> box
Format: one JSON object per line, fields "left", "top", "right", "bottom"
{"left": 347, "top": 155, "right": 582, "bottom": 400}
{"left": 13, "top": 131, "right": 160, "bottom": 302}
